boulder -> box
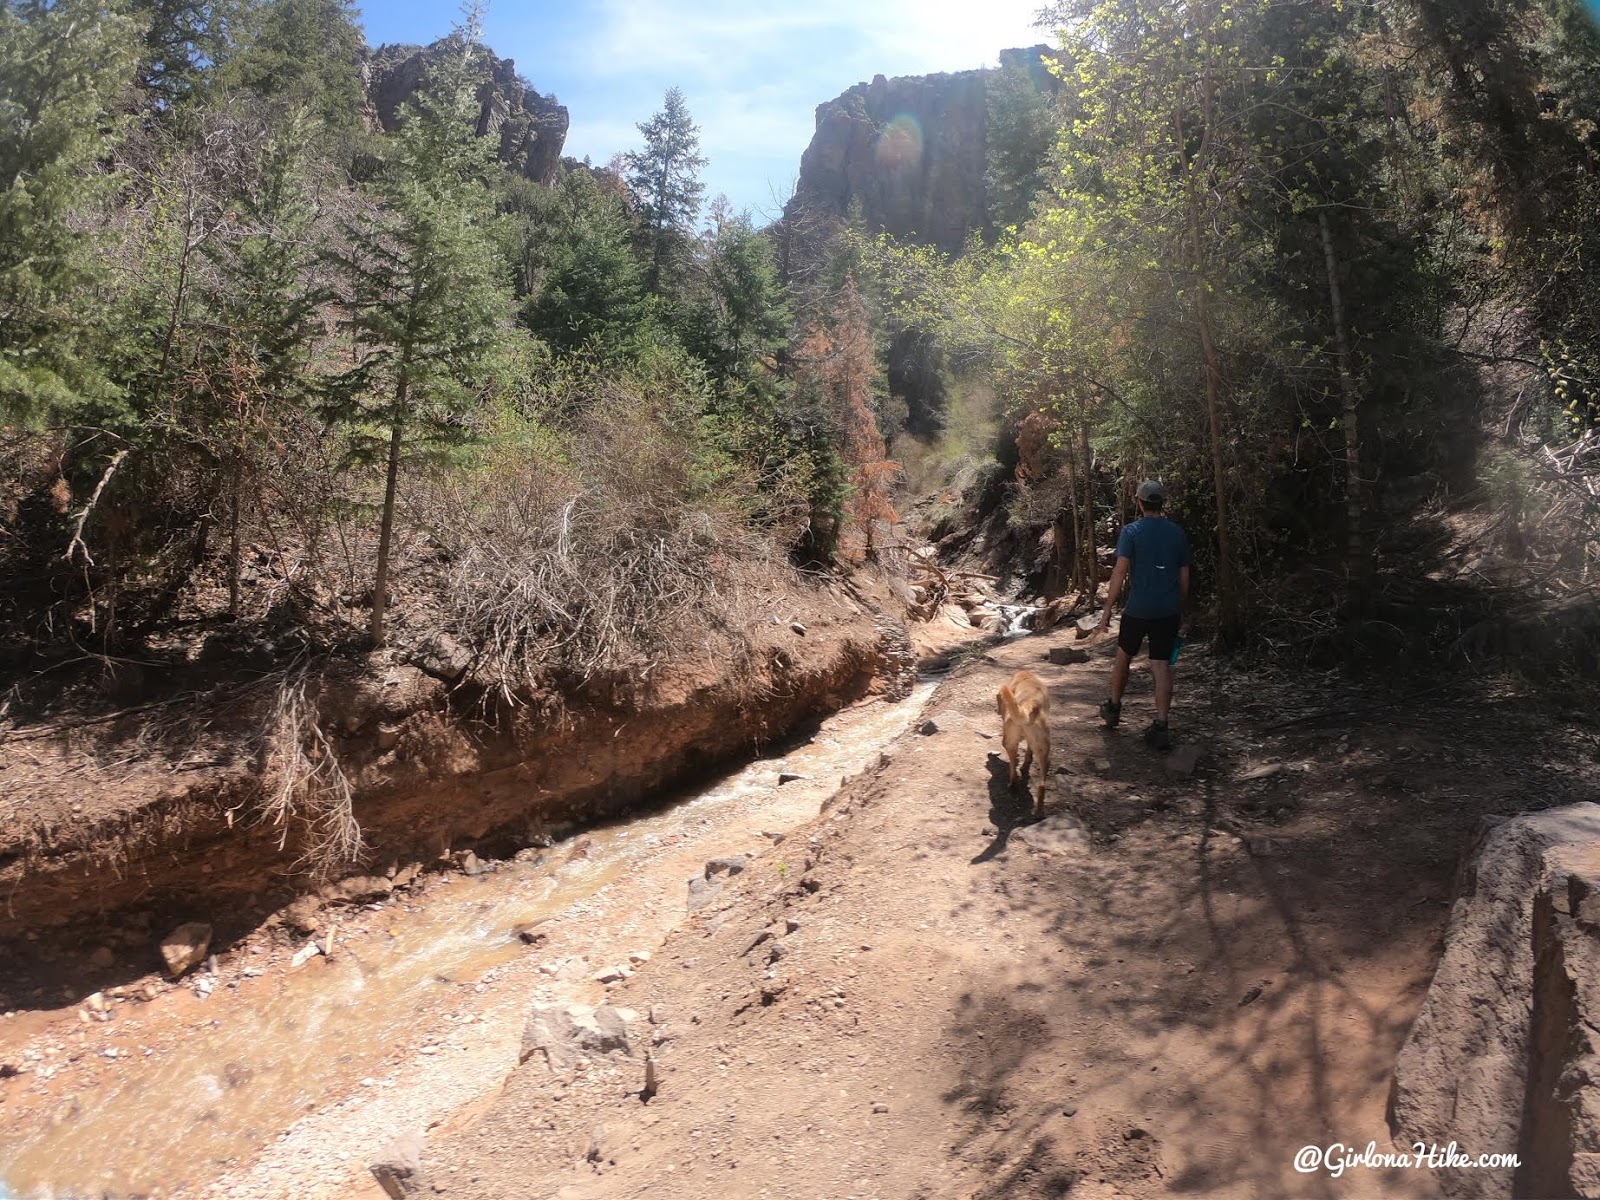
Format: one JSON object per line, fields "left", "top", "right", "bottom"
{"left": 413, "top": 631, "right": 474, "bottom": 684}
{"left": 321, "top": 875, "right": 392, "bottom": 905}
{"left": 370, "top": 1132, "right": 426, "bottom": 1198}
{"left": 1046, "top": 646, "right": 1090, "bottom": 665}
{"left": 941, "top": 604, "right": 972, "bottom": 629}
{"left": 158, "top": 922, "right": 212, "bottom": 978}
{"left": 282, "top": 895, "right": 323, "bottom": 934}
{"left": 1521, "top": 847, "right": 1600, "bottom": 1198}
{"left": 1389, "top": 804, "right": 1600, "bottom": 1197}
{"left": 686, "top": 876, "right": 722, "bottom": 912}
{"left": 519, "top": 1003, "right": 636, "bottom": 1068}
{"left": 1012, "top": 813, "right": 1091, "bottom": 855}
{"left": 704, "top": 855, "right": 751, "bottom": 880}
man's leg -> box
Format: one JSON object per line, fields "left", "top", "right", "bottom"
{"left": 1103, "top": 618, "right": 1144, "bottom": 728}
{"left": 1109, "top": 649, "right": 1131, "bottom": 704}
{"left": 1150, "top": 659, "right": 1173, "bottom": 723}
{"left": 1143, "top": 616, "right": 1178, "bottom": 748}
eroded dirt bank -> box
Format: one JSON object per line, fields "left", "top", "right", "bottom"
{"left": 0, "top": 576, "right": 902, "bottom": 959}
{"left": 0, "top": 666, "right": 945, "bottom": 1199}
{"left": 418, "top": 631, "right": 1600, "bottom": 1200}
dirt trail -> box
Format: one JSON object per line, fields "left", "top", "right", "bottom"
{"left": 422, "top": 629, "right": 1599, "bottom": 1200}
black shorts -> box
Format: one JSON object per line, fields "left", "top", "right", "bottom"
{"left": 1118, "top": 614, "right": 1181, "bottom": 662}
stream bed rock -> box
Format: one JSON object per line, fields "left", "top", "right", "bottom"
{"left": 519, "top": 1003, "right": 637, "bottom": 1069}
{"left": 1388, "top": 803, "right": 1600, "bottom": 1197}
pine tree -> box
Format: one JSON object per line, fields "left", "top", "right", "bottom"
{"left": 522, "top": 169, "right": 648, "bottom": 359}
{"left": 0, "top": 0, "right": 139, "bottom": 424}
{"left": 128, "top": 0, "right": 247, "bottom": 110}
{"left": 625, "top": 87, "right": 708, "bottom": 297}
{"left": 325, "top": 8, "right": 513, "bottom": 647}
{"left": 985, "top": 58, "right": 1057, "bottom": 231}
{"left": 797, "top": 275, "right": 897, "bottom": 562}
{"left": 227, "top": 0, "right": 366, "bottom": 142}
{"left": 197, "top": 106, "right": 325, "bottom": 615}
{"left": 686, "top": 212, "right": 790, "bottom": 385}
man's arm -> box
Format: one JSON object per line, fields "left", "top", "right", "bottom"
{"left": 1098, "top": 556, "right": 1131, "bottom": 633}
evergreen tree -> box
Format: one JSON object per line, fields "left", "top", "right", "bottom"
{"left": 521, "top": 169, "right": 649, "bottom": 360}
{"left": 0, "top": 0, "right": 139, "bottom": 424}
{"left": 624, "top": 87, "right": 708, "bottom": 296}
{"left": 197, "top": 106, "right": 326, "bottom": 614}
{"left": 325, "top": 9, "right": 514, "bottom": 647}
{"left": 685, "top": 212, "right": 790, "bottom": 385}
{"left": 227, "top": 0, "right": 365, "bottom": 142}
{"left": 128, "top": 0, "right": 247, "bottom": 109}
{"left": 985, "top": 59, "right": 1057, "bottom": 231}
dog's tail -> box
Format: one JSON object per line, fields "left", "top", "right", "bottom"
{"left": 997, "top": 685, "right": 1013, "bottom": 716}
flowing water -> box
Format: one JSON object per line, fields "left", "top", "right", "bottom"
{"left": 0, "top": 681, "right": 939, "bottom": 1200}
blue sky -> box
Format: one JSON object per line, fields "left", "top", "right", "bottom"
{"left": 360, "top": 0, "right": 1050, "bottom": 221}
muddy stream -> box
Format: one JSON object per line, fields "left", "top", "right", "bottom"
{"left": 0, "top": 681, "right": 941, "bottom": 1200}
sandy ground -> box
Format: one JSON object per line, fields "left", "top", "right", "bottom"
{"left": 419, "top": 628, "right": 1599, "bottom": 1200}
{"left": 7, "top": 616, "right": 1597, "bottom": 1200}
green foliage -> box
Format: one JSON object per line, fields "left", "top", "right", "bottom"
{"left": 129, "top": 0, "right": 249, "bottom": 109}
{"left": 322, "top": 12, "right": 516, "bottom": 643}
{"left": 625, "top": 86, "right": 708, "bottom": 296}
{"left": 684, "top": 213, "right": 791, "bottom": 385}
{"left": 0, "top": 0, "right": 139, "bottom": 424}
{"left": 518, "top": 169, "right": 650, "bottom": 361}
{"left": 985, "top": 59, "right": 1057, "bottom": 231}
{"left": 225, "top": 0, "right": 366, "bottom": 144}
{"left": 324, "top": 27, "right": 512, "bottom": 467}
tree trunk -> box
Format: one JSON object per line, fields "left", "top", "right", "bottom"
{"left": 228, "top": 461, "right": 242, "bottom": 618}
{"left": 1319, "top": 209, "right": 1367, "bottom": 612}
{"left": 1079, "top": 411, "right": 1098, "bottom": 599}
{"left": 158, "top": 199, "right": 197, "bottom": 380}
{"left": 1061, "top": 443, "right": 1083, "bottom": 594}
{"left": 1179, "top": 71, "right": 1242, "bottom": 644}
{"left": 370, "top": 378, "right": 408, "bottom": 648}
{"left": 1049, "top": 508, "right": 1075, "bottom": 601}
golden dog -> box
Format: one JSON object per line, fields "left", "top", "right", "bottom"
{"left": 997, "top": 670, "right": 1051, "bottom": 816}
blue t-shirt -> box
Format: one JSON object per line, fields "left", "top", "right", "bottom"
{"left": 1115, "top": 516, "right": 1191, "bottom": 619}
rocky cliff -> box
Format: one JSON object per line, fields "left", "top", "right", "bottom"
{"left": 363, "top": 40, "right": 569, "bottom": 184}
{"left": 786, "top": 45, "right": 1056, "bottom": 253}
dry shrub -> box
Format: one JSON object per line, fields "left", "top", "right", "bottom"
{"left": 418, "top": 380, "right": 767, "bottom": 698}
{"left": 261, "top": 667, "right": 361, "bottom": 874}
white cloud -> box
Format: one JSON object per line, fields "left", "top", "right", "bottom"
{"left": 552, "top": 0, "right": 1054, "bottom": 212}
{"left": 578, "top": 0, "right": 1047, "bottom": 81}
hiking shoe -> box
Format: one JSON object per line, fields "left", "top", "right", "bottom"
{"left": 1099, "top": 700, "right": 1122, "bottom": 728}
{"left": 1144, "top": 721, "right": 1171, "bottom": 751}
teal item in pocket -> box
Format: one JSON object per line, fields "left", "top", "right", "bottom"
{"left": 1169, "top": 635, "right": 1184, "bottom": 666}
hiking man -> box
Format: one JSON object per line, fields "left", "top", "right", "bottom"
{"left": 1097, "top": 480, "right": 1191, "bottom": 750}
